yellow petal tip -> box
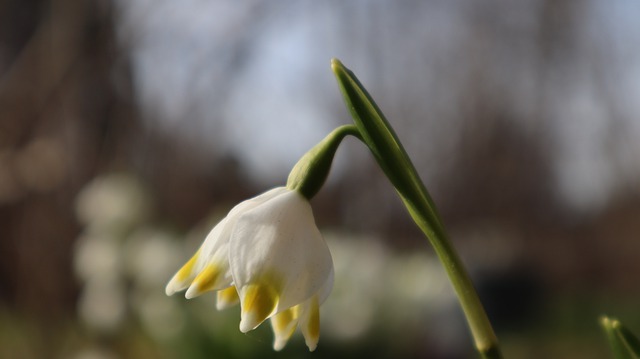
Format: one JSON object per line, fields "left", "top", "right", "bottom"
{"left": 165, "top": 250, "right": 201, "bottom": 296}
{"left": 306, "top": 341, "right": 318, "bottom": 352}
{"left": 184, "top": 285, "right": 200, "bottom": 299}
{"left": 216, "top": 286, "right": 240, "bottom": 310}
{"left": 270, "top": 307, "right": 299, "bottom": 351}
{"left": 165, "top": 282, "right": 177, "bottom": 296}
{"left": 301, "top": 296, "right": 320, "bottom": 352}
{"left": 239, "top": 284, "right": 279, "bottom": 333}
{"left": 184, "top": 264, "right": 222, "bottom": 299}
{"left": 273, "top": 340, "right": 286, "bottom": 351}
{"left": 239, "top": 313, "right": 258, "bottom": 333}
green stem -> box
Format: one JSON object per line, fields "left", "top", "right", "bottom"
{"left": 331, "top": 58, "right": 502, "bottom": 359}
{"left": 406, "top": 196, "right": 501, "bottom": 358}
{"left": 287, "top": 124, "right": 361, "bottom": 200}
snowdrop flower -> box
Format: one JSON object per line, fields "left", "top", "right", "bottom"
{"left": 166, "top": 125, "right": 358, "bottom": 351}
{"left": 166, "top": 187, "right": 333, "bottom": 350}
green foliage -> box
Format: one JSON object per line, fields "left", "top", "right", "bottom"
{"left": 331, "top": 58, "right": 502, "bottom": 359}
{"left": 601, "top": 316, "right": 640, "bottom": 359}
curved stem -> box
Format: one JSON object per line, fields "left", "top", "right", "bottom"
{"left": 287, "top": 124, "right": 361, "bottom": 200}
{"left": 331, "top": 58, "right": 503, "bottom": 358}
{"left": 403, "top": 194, "right": 501, "bottom": 358}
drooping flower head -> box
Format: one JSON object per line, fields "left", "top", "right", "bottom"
{"left": 166, "top": 126, "right": 358, "bottom": 351}
{"left": 168, "top": 59, "right": 506, "bottom": 358}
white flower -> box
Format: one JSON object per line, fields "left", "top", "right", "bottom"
{"left": 166, "top": 187, "right": 334, "bottom": 351}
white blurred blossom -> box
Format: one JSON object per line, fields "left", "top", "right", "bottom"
{"left": 74, "top": 233, "right": 122, "bottom": 282}
{"left": 78, "top": 278, "right": 127, "bottom": 332}
{"left": 124, "top": 228, "right": 182, "bottom": 288}
{"left": 322, "top": 232, "right": 454, "bottom": 344}
{"left": 75, "top": 173, "right": 150, "bottom": 231}
{"left": 131, "top": 290, "right": 185, "bottom": 340}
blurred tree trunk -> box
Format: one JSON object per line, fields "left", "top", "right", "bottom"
{"left": 0, "top": 0, "right": 138, "bottom": 325}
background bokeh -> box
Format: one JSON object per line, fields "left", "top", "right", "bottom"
{"left": 1, "top": 0, "right": 640, "bottom": 358}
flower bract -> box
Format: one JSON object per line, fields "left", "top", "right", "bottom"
{"left": 166, "top": 187, "right": 333, "bottom": 351}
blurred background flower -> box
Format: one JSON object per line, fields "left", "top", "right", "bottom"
{"left": 1, "top": 0, "right": 640, "bottom": 358}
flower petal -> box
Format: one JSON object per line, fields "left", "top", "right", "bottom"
{"left": 177, "top": 217, "right": 231, "bottom": 297}
{"left": 270, "top": 306, "right": 299, "bottom": 351}
{"left": 299, "top": 268, "right": 333, "bottom": 351}
{"left": 230, "top": 190, "right": 333, "bottom": 317}
{"left": 216, "top": 286, "right": 240, "bottom": 310}
{"left": 185, "top": 263, "right": 224, "bottom": 299}
{"left": 166, "top": 187, "right": 290, "bottom": 298}
{"left": 238, "top": 283, "right": 280, "bottom": 333}
{"left": 165, "top": 249, "right": 200, "bottom": 296}
{"left": 298, "top": 295, "right": 320, "bottom": 352}
{"left": 317, "top": 264, "right": 334, "bottom": 305}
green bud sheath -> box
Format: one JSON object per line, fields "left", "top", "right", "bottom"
{"left": 331, "top": 58, "right": 502, "bottom": 359}
{"left": 287, "top": 125, "right": 361, "bottom": 200}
